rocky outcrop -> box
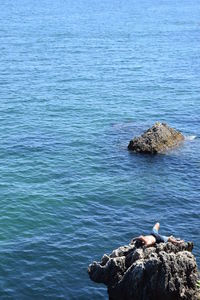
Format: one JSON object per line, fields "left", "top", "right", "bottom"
{"left": 128, "top": 122, "right": 184, "bottom": 153}
{"left": 88, "top": 241, "right": 198, "bottom": 300}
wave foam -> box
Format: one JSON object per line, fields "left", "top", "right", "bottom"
{"left": 185, "top": 135, "right": 197, "bottom": 140}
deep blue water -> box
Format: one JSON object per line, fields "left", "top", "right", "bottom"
{"left": 0, "top": 0, "right": 200, "bottom": 299}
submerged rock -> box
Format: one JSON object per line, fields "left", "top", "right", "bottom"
{"left": 88, "top": 241, "right": 198, "bottom": 300}
{"left": 128, "top": 122, "right": 184, "bottom": 153}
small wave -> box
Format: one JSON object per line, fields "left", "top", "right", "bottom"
{"left": 185, "top": 135, "right": 197, "bottom": 141}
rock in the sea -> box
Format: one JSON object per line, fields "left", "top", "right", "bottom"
{"left": 128, "top": 122, "right": 184, "bottom": 153}
{"left": 88, "top": 241, "right": 198, "bottom": 300}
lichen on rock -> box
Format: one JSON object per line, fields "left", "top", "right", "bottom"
{"left": 128, "top": 122, "right": 184, "bottom": 154}
{"left": 88, "top": 241, "right": 199, "bottom": 300}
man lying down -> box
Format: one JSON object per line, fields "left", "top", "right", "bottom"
{"left": 132, "top": 222, "right": 184, "bottom": 247}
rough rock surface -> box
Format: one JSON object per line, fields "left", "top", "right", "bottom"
{"left": 88, "top": 241, "right": 198, "bottom": 300}
{"left": 128, "top": 122, "right": 184, "bottom": 153}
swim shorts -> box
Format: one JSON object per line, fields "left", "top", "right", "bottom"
{"left": 151, "top": 226, "right": 168, "bottom": 243}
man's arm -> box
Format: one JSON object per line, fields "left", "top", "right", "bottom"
{"left": 168, "top": 236, "right": 184, "bottom": 244}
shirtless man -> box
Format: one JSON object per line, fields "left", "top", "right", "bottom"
{"left": 133, "top": 223, "right": 184, "bottom": 247}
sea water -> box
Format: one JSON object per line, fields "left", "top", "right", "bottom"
{"left": 0, "top": 0, "right": 200, "bottom": 299}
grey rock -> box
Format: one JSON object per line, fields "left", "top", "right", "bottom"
{"left": 128, "top": 122, "right": 184, "bottom": 153}
{"left": 88, "top": 241, "right": 198, "bottom": 300}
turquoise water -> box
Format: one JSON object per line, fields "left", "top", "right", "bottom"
{"left": 0, "top": 0, "right": 200, "bottom": 299}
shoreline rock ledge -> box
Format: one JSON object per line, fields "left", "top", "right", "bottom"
{"left": 88, "top": 241, "right": 199, "bottom": 300}
{"left": 128, "top": 122, "right": 184, "bottom": 153}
